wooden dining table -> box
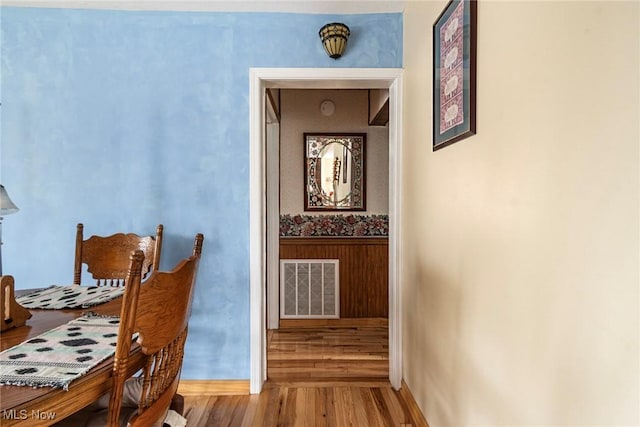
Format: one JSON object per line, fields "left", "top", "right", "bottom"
{"left": 0, "top": 293, "right": 144, "bottom": 426}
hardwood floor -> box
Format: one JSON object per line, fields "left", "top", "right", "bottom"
{"left": 183, "top": 383, "right": 418, "bottom": 426}
{"left": 182, "top": 319, "right": 424, "bottom": 426}
{"left": 268, "top": 318, "right": 389, "bottom": 381}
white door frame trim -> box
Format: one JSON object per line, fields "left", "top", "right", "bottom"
{"left": 249, "top": 67, "right": 404, "bottom": 393}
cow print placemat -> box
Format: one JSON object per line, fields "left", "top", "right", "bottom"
{"left": 0, "top": 315, "right": 123, "bottom": 390}
{"left": 17, "top": 285, "right": 125, "bottom": 310}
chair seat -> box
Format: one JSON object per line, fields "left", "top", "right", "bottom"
{"left": 55, "top": 405, "right": 138, "bottom": 427}
{"left": 54, "top": 377, "right": 142, "bottom": 427}
{"left": 54, "top": 378, "right": 187, "bottom": 427}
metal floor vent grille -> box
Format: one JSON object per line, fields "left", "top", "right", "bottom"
{"left": 280, "top": 259, "right": 339, "bottom": 319}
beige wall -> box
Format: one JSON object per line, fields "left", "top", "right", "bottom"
{"left": 402, "top": 1, "right": 639, "bottom": 425}
{"left": 280, "top": 89, "right": 389, "bottom": 215}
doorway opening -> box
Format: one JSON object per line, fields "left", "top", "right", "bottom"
{"left": 249, "top": 68, "right": 403, "bottom": 394}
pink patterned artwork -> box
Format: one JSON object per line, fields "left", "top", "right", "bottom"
{"left": 439, "top": 0, "right": 465, "bottom": 134}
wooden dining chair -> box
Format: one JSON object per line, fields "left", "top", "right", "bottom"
{"left": 74, "top": 223, "right": 164, "bottom": 287}
{"left": 54, "top": 235, "right": 203, "bottom": 427}
{"left": 105, "top": 233, "right": 204, "bottom": 427}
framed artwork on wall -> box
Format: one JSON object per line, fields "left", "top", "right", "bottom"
{"left": 433, "top": 0, "right": 477, "bottom": 151}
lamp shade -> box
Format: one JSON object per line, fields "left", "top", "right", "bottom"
{"left": 0, "top": 185, "right": 19, "bottom": 215}
{"left": 319, "top": 23, "right": 350, "bottom": 59}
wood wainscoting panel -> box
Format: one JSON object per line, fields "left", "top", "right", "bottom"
{"left": 279, "top": 238, "right": 389, "bottom": 318}
{"left": 279, "top": 317, "right": 388, "bottom": 329}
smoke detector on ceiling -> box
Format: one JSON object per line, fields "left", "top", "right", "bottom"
{"left": 320, "top": 99, "right": 335, "bottom": 116}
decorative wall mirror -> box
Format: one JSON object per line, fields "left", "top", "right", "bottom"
{"left": 304, "top": 133, "right": 366, "bottom": 211}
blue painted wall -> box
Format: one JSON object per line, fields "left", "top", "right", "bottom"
{"left": 0, "top": 7, "right": 402, "bottom": 379}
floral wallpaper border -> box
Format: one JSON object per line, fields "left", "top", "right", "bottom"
{"left": 280, "top": 214, "right": 389, "bottom": 237}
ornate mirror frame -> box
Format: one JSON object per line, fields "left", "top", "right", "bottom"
{"left": 304, "top": 132, "right": 366, "bottom": 211}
